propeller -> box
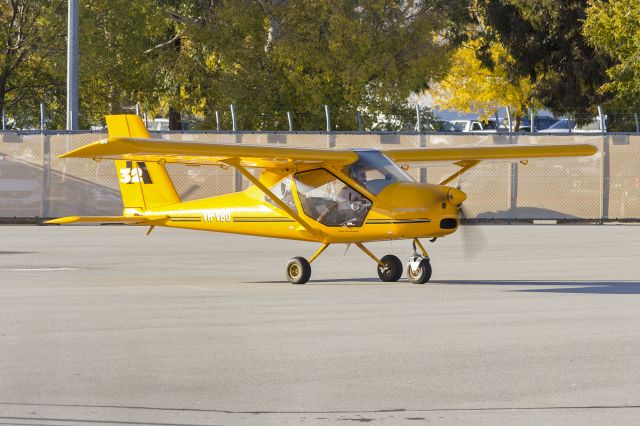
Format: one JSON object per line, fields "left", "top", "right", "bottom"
{"left": 455, "top": 178, "right": 487, "bottom": 260}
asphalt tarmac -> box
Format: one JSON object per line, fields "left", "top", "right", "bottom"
{"left": 1, "top": 224, "right": 640, "bottom": 425}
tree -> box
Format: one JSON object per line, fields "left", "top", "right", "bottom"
{"left": 583, "top": 0, "right": 640, "bottom": 129}
{"left": 0, "top": 0, "right": 66, "bottom": 129}
{"left": 77, "top": 0, "right": 171, "bottom": 128}
{"left": 156, "top": 0, "right": 463, "bottom": 130}
{"left": 433, "top": 38, "right": 535, "bottom": 130}
{"left": 473, "top": 0, "right": 612, "bottom": 121}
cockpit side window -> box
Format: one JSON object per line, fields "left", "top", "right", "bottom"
{"left": 294, "top": 169, "right": 371, "bottom": 227}
{"left": 264, "top": 177, "right": 298, "bottom": 213}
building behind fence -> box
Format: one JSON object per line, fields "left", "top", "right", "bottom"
{"left": 0, "top": 131, "right": 638, "bottom": 221}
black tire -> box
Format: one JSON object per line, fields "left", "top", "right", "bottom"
{"left": 377, "top": 255, "right": 403, "bottom": 282}
{"left": 407, "top": 259, "right": 432, "bottom": 284}
{"left": 286, "top": 257, "right": 311, "bottom": 284}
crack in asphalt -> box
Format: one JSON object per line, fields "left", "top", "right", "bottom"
{"left": 2, "top": 401, "right": 640, "bottom": 415}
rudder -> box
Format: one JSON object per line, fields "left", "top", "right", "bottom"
{"left": 107, "top": 115, "right": 180, "bottom": 212}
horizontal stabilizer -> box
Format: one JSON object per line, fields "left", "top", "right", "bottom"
{"left": 45, "top": 216, "right": 159, "bottom": 225}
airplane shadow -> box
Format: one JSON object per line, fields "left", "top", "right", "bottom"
{"left": 246, "top": 278, "right": 394, "bottom": 285}
{"left": 430, "top": 280, "right": 640, "bottom": 295}
{"left": 246, "top": 279, "right": 640, "bottom": 292}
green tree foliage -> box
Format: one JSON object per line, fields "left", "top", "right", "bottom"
{"left": 584, "top": 0, "right": 640, "bottom": 128}
{"left": 473, "top": 0, "right": 612, "bottom": 121}
{"left": 77, "top": 0, "right": 170, "bottom": 128}
{"left": 0, "top": 0, "right": 65, "bottom": 129}
{"left": 159, "top": 0, "right": 464, "bottom": 130}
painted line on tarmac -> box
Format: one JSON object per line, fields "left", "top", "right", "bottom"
{"left": 3, "top": 267, "right": 81, "bottom": 271}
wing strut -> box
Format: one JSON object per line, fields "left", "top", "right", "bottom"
{"left": 439, "top": 160, "right": 480, "bottom": 186}
{"left": 226, "top": 160, "right": 319, "bottom": 237}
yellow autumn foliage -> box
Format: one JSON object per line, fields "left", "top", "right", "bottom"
{"left": 433, "top": 39, "right": 535, "bottom": 124}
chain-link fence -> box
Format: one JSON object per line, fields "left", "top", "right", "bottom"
{"left": 1, "top": 131, "right": 638, "bottom": 221}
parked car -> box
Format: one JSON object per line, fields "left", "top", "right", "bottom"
{"left": 431, "top": 120, "right": 457, "bottom": 132}
{"left": 538, "top": 117, "right": 606, "bottom": 134}
{"left": 516, "top": 116, "right": 558, "bottom": 132}
{"left": 450, "top": 119, "right": 498, "bottom": 133}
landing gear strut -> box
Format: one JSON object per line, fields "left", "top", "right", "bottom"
{"left": 285, "top": 239, "right": 433, "bottom": 284}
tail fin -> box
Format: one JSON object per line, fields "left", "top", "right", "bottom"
{"left": 107, "top": 115, "right": 180, "bottom": 213}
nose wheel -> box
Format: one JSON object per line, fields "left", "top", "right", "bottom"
{"left": 407, "top": 255, "right": 432, "bottom": 284}
{"left": 406, "top": 238, "right": 432, "bottom": 284}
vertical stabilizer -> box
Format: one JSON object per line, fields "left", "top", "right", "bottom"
{"left": 106, "top": 115, "right": 180, "bottom": 212}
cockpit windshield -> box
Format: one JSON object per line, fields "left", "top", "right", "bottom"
{"left": 344, "top": 151, "right": 414, "bottom": 195}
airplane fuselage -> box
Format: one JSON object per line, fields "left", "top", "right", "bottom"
{"left": 144, "top": 181, "right": 465, "bottom": 244}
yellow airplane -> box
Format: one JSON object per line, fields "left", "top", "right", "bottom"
{"left": 47, "top": 115, "right": 597, "bottom": 284}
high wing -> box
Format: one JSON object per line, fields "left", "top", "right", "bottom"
{"left": 61, "top": 137, "right": 597, "bottom": 185}
{"left": 384, "top": 144, "right": 598, "bottom": 185}
{"left": 384, "top": 144, "right": 597, "bottom": 164}
{"left": 60, "top": 137, "right": 358, "bottom": 168}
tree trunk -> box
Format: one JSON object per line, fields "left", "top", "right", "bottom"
{"left": 168, "top": 105, "right": 182, "bottom": 131}
{"left": 168, "top": 32, "right": 182, "bottom": 131}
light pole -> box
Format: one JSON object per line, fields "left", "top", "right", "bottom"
{"left": 67, "top": 0, "right": 79, "bottom": 130}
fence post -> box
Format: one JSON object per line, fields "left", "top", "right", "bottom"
{"left": 2, "top": 109, "right": 5, "bottom": 130}
{"left": 215, "top": 111, "right": 220, "bottom": 131}
{"left": 232, "top": 104, "right": 242, "bottom": 191}
{"left": 40, "top": 103, "right": 45, "bottom": 131}
{"left": 287, "top": 111, "right": 293, "bottom": 132}
{"left": 506, "top": 106, "right": 512, "bottom": 132}
{"left": 143, "top": 112, "right": 148, "bottom": 128}
{"left": 230, "top": 104, "right": 237, "bottom": 131}
{"left": 325, "top": 105, "right": 335, "bottom": 148}
{"left": 357, "top": 111, "right": 363, "bottom": 131}
{"left": 135, "top": 103, "right": 140, "bottom": 116}
{"left": 597, "top": 105, "right": 606, "bottom": 134}
{"left": 324, "top": 105, "right": 331, "bottom": 132}
{"left": 510, "top": 134, "right": 518, "bottom": 222}
{"left": 601, "top": 133, "right": 610, "bottom": 222}
{"left": 425, "top": 110, "right": 430, "bottom": 132}
{"left": 41, "top": 132, "right": 51, "bottom": 221}
{"left": 530, "top": 108, "right": 535, "bottom": 133}
{"left": 635, "top": 113, "right": 640, "bottom": 133}
{"left": 419, "top": 124, "right": 427, "bottom": 183}
{"left": 415, "top": 105, "right": 421, "bottom": 132}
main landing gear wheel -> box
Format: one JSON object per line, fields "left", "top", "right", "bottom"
{"left": 407, "top": 257, "right": 432, "bottom": 284}
{"left": 377, "top": 255, "right": 403, "bottom": 282}
{"left": 286, "top": 256, "right": 311, "bottom": 284}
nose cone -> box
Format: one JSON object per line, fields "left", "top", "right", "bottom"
{"left": 447, "top": 187, "right": 467, "bottom": 205}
